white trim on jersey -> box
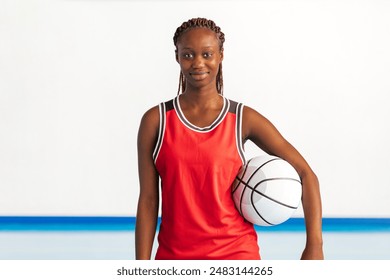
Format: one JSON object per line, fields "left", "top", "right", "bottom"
{"left": 235, "top": 102, "right": 246, "bottom": 165}
{"left": 173, "top": 95, "right": 230, "bottom": 133}
{"left": 152, "top": 102, "right": 166, "bottom": 163}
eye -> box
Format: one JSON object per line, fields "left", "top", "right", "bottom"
{"left": 182, "top": 53, "right": 193, "bottom": 59}
{"left": 203, "top": 52, "right": 213, "bottom": 58}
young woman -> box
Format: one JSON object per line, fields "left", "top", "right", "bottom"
{"left": 136, "top": 18, "right": 323, "bottom": 260}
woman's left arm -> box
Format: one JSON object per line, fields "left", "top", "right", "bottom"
{"left": 242, "top": 105, "right": 324, "bottom": 260}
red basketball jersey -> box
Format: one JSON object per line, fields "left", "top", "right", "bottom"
{"left": 153, "top": 96, "right": 260, "bottom": 260}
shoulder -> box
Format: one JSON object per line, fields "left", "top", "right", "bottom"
{"left": 238, "top": 103, "right": 266, "bottom": 124}
{"left": 140, "top": 98, "right": 174, "bottom": 124}
{"left": 140, "top": 105, "right": 159, "bottom": 129}
{"left": 138, "top": 102, "right": 163, "bottom": 146}
{"left": 138, "top": 98, "right": 175, "bottom": 140}
{"left": 241, "top": 104, "right": 278, "bottom": 141}
{"left": 242, "top": 104, "right": 264, "bottom": 120}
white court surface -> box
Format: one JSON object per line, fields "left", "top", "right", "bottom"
{"left": 0, "top": 231, "right": 389, "bottom": 260}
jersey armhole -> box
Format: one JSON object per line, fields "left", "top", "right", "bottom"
{"left": 236, "top": 102, "right": 246, "bottom": 165}
{"left": 152, "top": 102, "right": 166, "bottom": 163}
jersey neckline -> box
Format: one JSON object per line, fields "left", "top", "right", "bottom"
{"left": 173, "top": 95, "right": 230, "bottom": 132}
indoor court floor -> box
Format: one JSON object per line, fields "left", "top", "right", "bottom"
{"left": 0, "top": 217, "right": 389, "bottom": 260}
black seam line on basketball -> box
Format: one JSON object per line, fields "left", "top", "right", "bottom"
{"left": 251, "top": 190, "right": 275, "bottom": 226}
{"left": 232, "top": 157, "right": 253, "bottom": 194}
{"left": 238, "top": 176, "right": 300, "bottom": 209}
{"left": 235, "top": 177, "right": 300, "bottom": 209}
{"left": 255, "top": 177, "right": 302, "bottom": 186}
{"left": 236, "top": 158, "right": 277, "bottom": 217}
{"left": 246, "top": 158, "right": 282, "bottom": 187}
{"left": 237, "top": 158, "right": 254, "bottom": 216}
{"left": 234, "top": 157, "right": 281, "bottom": 196}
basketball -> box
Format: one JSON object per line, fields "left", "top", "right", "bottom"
{"left": 232, "top": 155, "right": 302, "bottom": 226}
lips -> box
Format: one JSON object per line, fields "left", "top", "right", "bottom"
{"left": 189, "top": 71, "right": 210, "bottom": 81}
{"left": 190, "top": 71, "right": 210, "bottom": 76}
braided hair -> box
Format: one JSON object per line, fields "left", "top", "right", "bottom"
{"left": 173, "top": 18, "right": 225, "bottom": 95}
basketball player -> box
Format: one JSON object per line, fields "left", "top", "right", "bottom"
{"left": 136, "top": 18, "right": 323, "bottom": 260}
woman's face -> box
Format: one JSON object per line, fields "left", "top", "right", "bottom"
{"left": 176, "top": 28, "right": 223, "bottom": 93}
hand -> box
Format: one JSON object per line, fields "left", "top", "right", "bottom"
{"left": 300, "top": 244, "right": 324, "bottom": 260}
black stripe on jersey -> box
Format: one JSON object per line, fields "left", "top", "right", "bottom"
{"left": 165, "top": 99, "right": 174, "bottom": 112}
{"left": 173, "top": 96, "right": 230, "bottom": 132}
{"left": 228, "top": 100, "right": 238, "bottom": 113}
{"left": 152, "top": 102, "right": 166, "bottom": 162}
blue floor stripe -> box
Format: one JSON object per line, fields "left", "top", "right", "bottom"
{"left": 0, "top": 216, "right": 389, "bottom": 231}
{"left": 0, "top": 216, "right": 136, "bottom": 231}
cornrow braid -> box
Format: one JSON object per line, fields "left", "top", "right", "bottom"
{"left": 173, "top": 18, "right": 225, "bottom": 95}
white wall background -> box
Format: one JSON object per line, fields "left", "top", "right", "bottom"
{"left": 1, "top": 0, "right": 389, "bottom": 217}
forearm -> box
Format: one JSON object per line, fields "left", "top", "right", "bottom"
{"left": 135, "top": 199, "right": 159, "bottom": 260}
{"left": 301, "top": 171, "right": 323, "bottom": 247}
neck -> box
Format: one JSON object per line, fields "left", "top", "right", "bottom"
{"left": 183, "top": 81, "right": 220, "bottom": 97}
{"left": 181, "top": 88, "right": 221, "bottom": 108}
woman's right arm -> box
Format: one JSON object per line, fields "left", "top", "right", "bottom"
{"left": 135, "top": 106, "right": 160, "bottom": 260}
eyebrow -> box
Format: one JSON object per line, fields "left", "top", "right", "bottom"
{"left": 181, "top": 46, "right": 215, "bottom": 50}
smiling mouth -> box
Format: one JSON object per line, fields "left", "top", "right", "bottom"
{"left": 190, "top": 71, "right": 210, "bottom": 76}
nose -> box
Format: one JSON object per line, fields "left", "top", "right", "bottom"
{"left": 192, "top": 54, "right": 205, "bottom": 68}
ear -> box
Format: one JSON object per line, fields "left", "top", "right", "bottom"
{"left": 220, "top": 48, "right": 224, "bottom": 62}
